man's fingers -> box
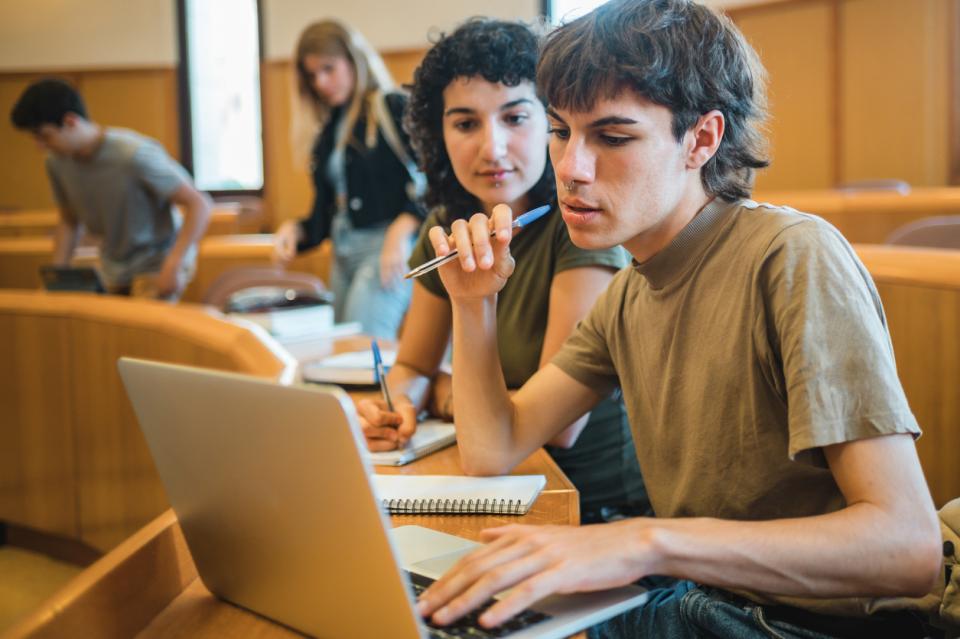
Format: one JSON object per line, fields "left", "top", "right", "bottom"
{"left": 418, "top": 531, "right": 535, "bottom": 619}
{"left": 428, "top": 552, "right": 552, "bottom": 626}
{"left": 479, "top": 569, "right": 563, "bottom": 628}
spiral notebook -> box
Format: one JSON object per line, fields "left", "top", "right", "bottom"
{"left": 370, "top": 474, "right": 546, "bottom": 515}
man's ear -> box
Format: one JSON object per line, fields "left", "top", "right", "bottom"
{"left": 685, "top": 110, "right": 724, "bottom": 170}
{"left": 60, "top": 112, "right": 82, "bottom": 129}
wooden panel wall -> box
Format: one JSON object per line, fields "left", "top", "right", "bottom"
{"left": 730, "top": 0, "right": 953, "bottom": 190}
{"left": 0, "top": 50, "right": 421, "bottom": 227}
{"left": 1, "top": 4, "right": 952, "bottom": 211}
{"left": 839, "top": 0, "right": 951, "bottom": 187}
{"left": 733, "top": 1, "right": 836, "bottom": 190}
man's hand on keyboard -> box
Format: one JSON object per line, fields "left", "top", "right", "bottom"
{"left": 416, "top": 521, "right": 654, "bottom": 628}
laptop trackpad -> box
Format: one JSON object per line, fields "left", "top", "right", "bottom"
{"left": 391, "top": 525, "right": 480, "bottom": 577}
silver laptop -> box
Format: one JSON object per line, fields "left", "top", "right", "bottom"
{"left": 118, "top": 358, "right": 647, "bottom": 639}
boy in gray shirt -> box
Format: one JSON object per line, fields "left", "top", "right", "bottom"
{"left": 11, "top": 79, "right": 211, "bottom": 300}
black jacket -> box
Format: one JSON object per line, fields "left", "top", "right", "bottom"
{"left": 297, "top": 92, "right": 424, "bottom": 251}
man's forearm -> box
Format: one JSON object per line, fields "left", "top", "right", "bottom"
{"left": 641, "top": 501, "right": 939, "bottom": 598}
{"left": 165, "top": 194, "right": 211, "bottom": 270}
{"left": 52, "top": 222, "right": 79, "bottom": 265}
{"left": 450, "top": 296, "right": 519, "bottom": 475}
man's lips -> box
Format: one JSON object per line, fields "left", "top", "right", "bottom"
{"left": 561, "top": 199, "right": 601, "bottom": 213}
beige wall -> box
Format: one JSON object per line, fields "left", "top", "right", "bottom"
{"left": 262, "top": 0, "right": 540, "bottom": 58}
{"left": 0, "top": 0, "right": 177, "bottom": 71}
{"left": 0, "top": 0, "right": 955, "bottom": 215}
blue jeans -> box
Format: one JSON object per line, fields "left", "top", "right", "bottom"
{"left": 588, "top": 581, "right": 890, "bottom": 639}
{"left": 330, "top": 213, "right": 412, "bottom": 339}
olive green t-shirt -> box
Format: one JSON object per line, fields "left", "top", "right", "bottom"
{"left": 553, "top": 198, "right": 919, "bottom": 523}
{"left": 410, "top": 205, "right": 646, "bottom": 515}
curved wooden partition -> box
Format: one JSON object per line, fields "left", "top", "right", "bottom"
{"left": 854, "top": 244, "right": 960, "bottom": 506}
{"left": 179, "top": 235, "right": 331, "bottom": 303}
{"left": 0, "top": 206, "right": 255, "bottom": 239}
{"left": 756, "top": 187, "right": 960, "bottom": 244}
{"left": 0, "top": 291, "right": 296, "bottom": 552}
{"left": 0, "top": 235, "right": 331, "bottom": 302}
{"left": 0, "top": 210, "right": 59, "bottom": 237}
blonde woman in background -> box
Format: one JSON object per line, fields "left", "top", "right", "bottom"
{"left": 274, "top": 20, "right": 424, "bottom": 338}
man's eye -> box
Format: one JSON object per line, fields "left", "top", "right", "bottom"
{"left": 601, "top": 135, "right": 631, "bottom": 146}
{"left": 548, "top": 127, "right": 570, "bottom": 140}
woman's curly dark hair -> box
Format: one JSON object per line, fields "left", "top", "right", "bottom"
{"left": 404, "top": 18, "right": 555, "bottom": 223}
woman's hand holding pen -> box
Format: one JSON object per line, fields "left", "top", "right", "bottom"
{"left": 356, "top": 396, "right": 418, "bottom": 451}
{"left": 428, "top": 203, "right": 516, "bottom": 300}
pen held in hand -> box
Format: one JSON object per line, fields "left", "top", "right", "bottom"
{"left": 371, "top": 339, "right": 395, "bottom": 412}
{"left": 403, "top": 204, "right": 552, "bottom": 280}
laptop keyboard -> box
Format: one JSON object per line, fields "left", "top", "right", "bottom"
{"left": 407, "top": 571, "right": 553, "bottom": 638}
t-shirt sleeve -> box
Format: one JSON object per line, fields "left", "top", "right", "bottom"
{"left": 45, "top": 159, "right": 76, "bottom": 223}
{"left": 550, "top": 270, "right": 624, "bottom": 396}
{"left": 552, "top": 218, "right": 630, "bottom": 274}
{"left": 407, "top": 209, "right": 447, "bottom": 298}
{"left": 758, "top": 219, "right": 920, "bottom": 461}
{"left": 131, "top": 140, "right": 191, "bottom": 200}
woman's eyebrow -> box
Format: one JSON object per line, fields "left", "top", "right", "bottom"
{"left": 443, "top": 107, "right": 476, "bottom": 117}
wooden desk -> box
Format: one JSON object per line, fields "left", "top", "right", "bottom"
{"left": 0, "top": 235, "right": 331, "bottom": 302}
{"left": 853, "top": 244, "right": 960, "bottom": 506}
{"left": 0, "top": 210, "right": 59, "bottom": 237}
{"left": 755, "top": 187, "right": 960, "bottom": 244}
{"left": 5, "top": 447, "right": 578, "bottom": 639}
{"left": 0, "top": 207, "right": 255, "bottom": 239}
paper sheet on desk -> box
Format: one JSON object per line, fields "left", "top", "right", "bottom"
{"left": 365, "top": 420, "right": 456, "bottom": 466}
{"left": 301, "top": 348, "right": 396, "bottom": 385}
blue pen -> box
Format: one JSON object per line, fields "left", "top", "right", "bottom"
{"left": 403, "top": 204, "right": 552, "bottom": 279}
{"left": 371, "top": 339, "right": 395, "bottom": 412}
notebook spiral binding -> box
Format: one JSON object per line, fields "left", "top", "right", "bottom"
{"left": 382, "top": 497, "right": 524, "bottom": 515}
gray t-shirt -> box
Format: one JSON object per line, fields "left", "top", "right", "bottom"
{"left": 46, "top": 128, "right": 191, "bottom": 286}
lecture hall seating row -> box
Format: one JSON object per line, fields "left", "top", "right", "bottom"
{"left": 753, "top": 187, "right": 960, "bottom": 245}
{"left": 0, "top": 235, "right": 331, "bottom": 302}
{"left": 853, "top": 244, "right": 960, "bottom": 507}
{"left": 0, "top": 203, "right": 262, "bottom": 238}
{"left": 0, "top": 291, "right": 297, "bottom": 552}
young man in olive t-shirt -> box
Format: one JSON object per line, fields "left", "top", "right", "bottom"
{"left": 412, "top": 1, "right": 942, "bottom": 638}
